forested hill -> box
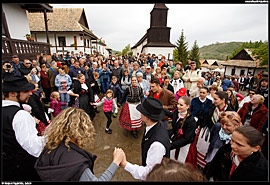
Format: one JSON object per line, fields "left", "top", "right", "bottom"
{"left": 199, "top": 42, "right": 244, "bottom": 60}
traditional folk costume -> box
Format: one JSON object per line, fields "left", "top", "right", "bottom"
{"left": 165, "top": 110, "right": 197, "bottom": 163}
{"left": 123, "top": 97, "right": 170, "bottom": 180}
{"left": 195, "top": 103, "right": 232, "bottom": 169}
{"left": 2, "top": 76, "right": 44, "bottom": 181}
{"left": 118, "top": 85, "right": 144, "bottom": 130}
{"left": 68, "top": 79, "right": 95, "bottom": 120}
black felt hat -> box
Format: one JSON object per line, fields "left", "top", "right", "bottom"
{"left": 2, "top": 76, "right": 35, "bottom": 92}
{"left": 136, "top": 97, "right": 165, "bottom": 120}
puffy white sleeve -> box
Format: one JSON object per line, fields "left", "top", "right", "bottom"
{"left": 12, "top": 110, "right": 45, "bottom": 157}
{"left": 124, "top": 141, "right": 166, "bottom": 181}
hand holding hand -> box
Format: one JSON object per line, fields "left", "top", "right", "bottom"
{"left": 113, "top": 147, "right": 125, "bottom": 166}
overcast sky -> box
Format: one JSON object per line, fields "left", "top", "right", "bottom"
{"left": 51, "top": 3, "right": 268, "bottom": 51}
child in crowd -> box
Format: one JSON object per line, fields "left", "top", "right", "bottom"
{"left": 94, "top": 89, "right": 118, "bottom": 134}
{"left": 109, "top": 76, "right": 124, "bottom": 117}
{"left": 50, "top": 91, "right": 67, "bottom": 118}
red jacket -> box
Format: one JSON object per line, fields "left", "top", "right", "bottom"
{"left": 50, "top": 98, "right": 67, "bottom": 117}
{"left": 238, "top": 102, "right": 268, "bottom": 132}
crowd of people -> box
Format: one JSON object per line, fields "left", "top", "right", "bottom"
{"left": 1, "top": 51, "right": 269, "bottom": 181}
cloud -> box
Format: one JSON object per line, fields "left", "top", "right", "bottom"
{"left": 51, "top": 4, "right": 268, "bottom": 51}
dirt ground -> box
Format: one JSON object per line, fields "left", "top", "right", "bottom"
{"left": 90, "top": 105, "right": 144, "bottom": 181}
{"left": 89, "top": 90, "right": 249, "bottom": 181}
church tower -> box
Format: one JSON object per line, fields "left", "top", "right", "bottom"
{"left": 131, "top": 3, "right": 175, "bottom": 59}
{"left": 146, "top": 3, "right": 174, "bottom": 47}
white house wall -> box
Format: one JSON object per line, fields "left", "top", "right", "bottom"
{"left": 3, "top": 4, "right": 31, "bottom": 40}
{"left": 35, "top": 33, "right": 93, "bottom": 54}
{"left": 143, "top": 47, "right": 174, "bottom": 60}
{"left": 131, "top": 38, "right": 147, "bottom": 56}
{"left": 224, "top": 66, "right": 260, "bottom": 76}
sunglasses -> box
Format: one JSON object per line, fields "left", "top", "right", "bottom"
{"left": 249, "top": 93, "right": 255, "bottom": 95}
{"left": 26, "top": 63, "right": 31, "bottom": 65}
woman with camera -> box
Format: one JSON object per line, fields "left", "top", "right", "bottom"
{"left": 2, "top": 61, "right": 21, "bottom": 79}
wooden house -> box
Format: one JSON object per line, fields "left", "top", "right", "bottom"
{"left": 26, "top": 8, "right": 106, "bottom": 56}
{"left": 221, "top": 48, "right": 268, "bottom": 76}
{"left": 200, "top": 59, "right": 225, "bottom": 72}
{"left": 91, "top": 39, "right": 112, "bottom": 57}
{"left": 2, "top": 3, "right": 52, "bottom": 61}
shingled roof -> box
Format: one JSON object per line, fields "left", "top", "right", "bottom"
{"left": 221, "top": 48, "right": 268, "bottom": 68}
{"left": 27, "top": 8, "right": 98, "bottom": 39}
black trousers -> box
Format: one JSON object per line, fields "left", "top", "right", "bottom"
{"left": 239, "top": 83, "right": 245, "bottom": 91}
{"left": 104, "top": 111, "right": 112, "bottom": 129}
{"left": 2, "top": 153, "right": 40, "bottom": 181}
{"left": 43, "top": 87, "right": 51, "bottom": 103}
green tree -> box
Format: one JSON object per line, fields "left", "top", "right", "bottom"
{"left": 189, "top": 40, "right": 200, "bottom": 67}
{"left": 229, "top": 40, "right": 268, "bottom": 67}
{"left": 253, "top": 42, "right": 268, "bottom": 67}
{"left": 173, "top": 29, "right": 189, "bottom": 66}
{"left": 121, "top": 44, "right": 133, "bottom": 56}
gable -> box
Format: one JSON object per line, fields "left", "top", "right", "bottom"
{"left": 78, "top": 9, "right": 89, "bottom": 29}
{"left": 202, "top": 60, "right": 208, "bottom": 65}
{"left": 231, "top": 49, "right": 254, "bottom": 61}
{"left": 212, "top": 61, "right": 219, "bottom": 66}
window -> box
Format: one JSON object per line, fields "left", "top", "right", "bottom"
{"left": 240, "top": 70, "right": 245, "bottom": 76}
{"left": 2, "top": 21, "right": 6, "bottom": 36}
{"left": 231, "top": 68, "right": 235, "bottom": 75}
{"left": 58, "top": 37, "right": 66, "bottom": 47}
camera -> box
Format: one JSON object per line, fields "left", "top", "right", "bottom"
{"left": 6, "top": 64, "right": 11, "bottom": 68}
{"left": 246, "top": 114, "right": 252, "bottom": 120}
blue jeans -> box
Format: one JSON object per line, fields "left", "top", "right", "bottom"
{"left": 59, "top": 92, "right": 70, "bottom": 109}
{"left": 101, "top": 81, "right": 109, "bottom": 94}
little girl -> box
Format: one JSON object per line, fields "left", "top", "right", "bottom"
{"left": 50, "top": 91, "right": 67, "bottom": 118}
{"left": 94, "top": 89, "right": 118, "bottom": 134}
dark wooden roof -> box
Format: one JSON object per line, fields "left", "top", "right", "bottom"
{"left": 131, "top": 33, "right": 147, "bottom": 49}
{"left": 143, "top": 42, "right": 175, "bottom": 48}
{"left": 231, "top": 48, "right": 254, "bottom": 61}
{"left": 132, "top": 3, "right": 175, "bottom": 50}
{"left": 152, "top": 3, "right": 168, "bottom": 10}
{"left": 20, "top": 4, "right": 53, "bottom": 12}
